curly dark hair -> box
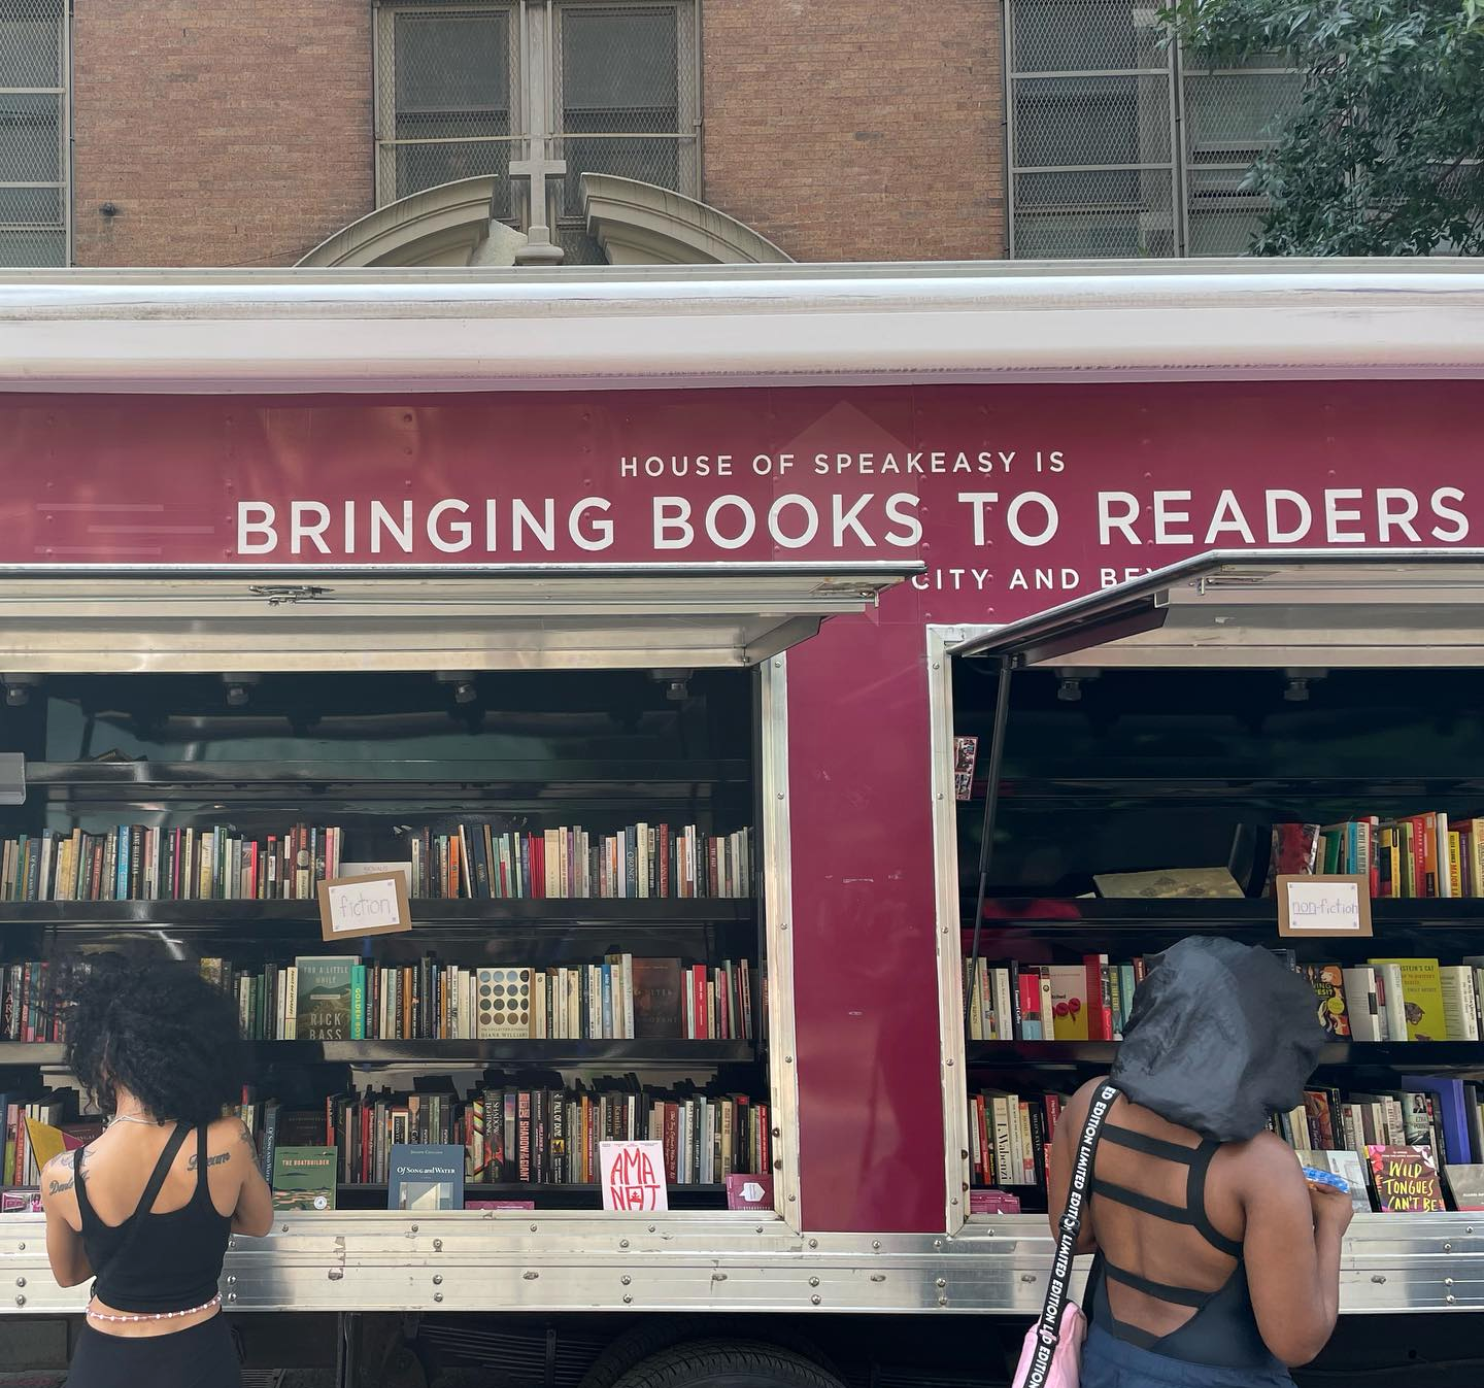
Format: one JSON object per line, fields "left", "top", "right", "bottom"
{"left": 64, "top": 955, "right": 244, "bottom": 1126}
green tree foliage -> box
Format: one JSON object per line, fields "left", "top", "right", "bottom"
{"left": 1166, "top": 0, "right": 1484, "bottom": 254}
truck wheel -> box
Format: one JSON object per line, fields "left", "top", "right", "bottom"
{"left": 580, "top": 1320, "right": 835, "bottom": 1388}
{"left": 610, "top": 1340, "right": 844, "bottom": 1388}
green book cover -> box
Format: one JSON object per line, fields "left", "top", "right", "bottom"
{"left": 295, "top": 956, "right": 354, "bottom": 1042}
{"left": 272, "top": 1145, "right": 337, "bottom": 1212}
{"left": 350, "top": 963, "right": 366, "bottom": 1041}
{"left": 1369, "top": 957, "right": 1447, "bottom": 1042}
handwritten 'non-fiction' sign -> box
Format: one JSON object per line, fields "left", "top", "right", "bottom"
{"left": 1277, "top": 874, "right": 1373, "bottom": 938}
{"left": 317, "top": 871, "right": 413, "bottom": 941}
{"left": 600, "top": 1140, "right": 668, "bottom": 1211}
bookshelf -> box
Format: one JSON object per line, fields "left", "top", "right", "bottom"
{"left": 951, "top": 660, "right": 1484, "bottom": 1214}
{"left": 0, "top": 668, "right": 772, "bottom": 1211}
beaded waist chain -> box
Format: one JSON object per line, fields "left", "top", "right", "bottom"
{"left": 87, "top": 1293, "right": 222, "bottom": 1324}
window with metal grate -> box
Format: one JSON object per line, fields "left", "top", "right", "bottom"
{"left": 0, "top": 0, "right": 66, "bottom": 267}
{"left": 375, "top": 0, "right": 698, "bottom": 263}
{"left": 1004, "top": 0, "right": 1298, "bottom": 259}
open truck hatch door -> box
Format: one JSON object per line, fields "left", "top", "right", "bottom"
{"left": 951, "top": 549, "right": 1484, "bottom": 670}
{"left": 0, "top": 562, "right": 917, "bottom": 673}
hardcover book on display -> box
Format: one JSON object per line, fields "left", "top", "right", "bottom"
{"left": 631, "top": 957, "right": 683, "bottom": 1039}
{"left": 272, "top": 1145, "right": 337, "bottom": 1211}
{"left": 1092, "top": 868, "right": 1244, "bottom": 900}
{"left": 294, "top": 957, "right": 354, "bottom": 1042}
{"left": 1443, "top": 1164, "right": 1484, "bottom": 1211}
{"left": 388, "top": 1143, "right": 465, "bottom": 1211}
{"left": 1367, "top": 1144, "right": 1446, "bottom": 1213}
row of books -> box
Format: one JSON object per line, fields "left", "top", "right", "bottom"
{"left": 408, "top": 823, "right": 753, "bottom": 901}
{"left": 1279, "top": 1075, "right": 1484, "bottom": 1169}
{"left": 0, "top": 959, "right": 86, "bottom": 1043}
{"left": 0, "top": 821, "right": 755, "bottom": 903}
{"left": 198, "top": 954, "right": 753, "bottom": 1042}
{"left": 0, "top": 824, "right": 343, "bottom": 902}
{"left": 0, "top": 1094, "right": 100, "bottom": 1188}
{"left": 962, "top": 951, "right": 1484, "bottom": 1045}
{"left": 963, "top": 956, "right": 1143, "bottom": 1042}
{"left": 1268, "top": 814, "right": 1484, "bottom": 899}
{"left": 239, "top": 1079, "right": 769, "bottom": 1191}
{"left": 965, "top": 1083, "right": 1484, "bottom": 1212}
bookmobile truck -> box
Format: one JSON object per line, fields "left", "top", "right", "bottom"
{"left": 1, "top": 262, "right": 1484, "bottom": 1388}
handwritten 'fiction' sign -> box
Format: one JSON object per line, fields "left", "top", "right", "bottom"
{"left": 600, "top": 1140, "right": 668, "bottom": 1212}
{"left": 317, "top": 871, "right": 414, "bottom": 942}
{"left": 1277, "top": 874, "right": 1373, "bottom": 938}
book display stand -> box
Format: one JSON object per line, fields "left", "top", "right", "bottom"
{"left": 944, "top": 549, "right": 1484, "bottom": 1314}
{"left": 0, "top": 668, "right": 769, "bottom": 1211}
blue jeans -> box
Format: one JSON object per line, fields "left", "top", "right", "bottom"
{"left": 1080, "top": 1323, "right": 1296, "bottom": 1388}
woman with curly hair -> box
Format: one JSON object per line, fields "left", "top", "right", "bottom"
{"left": 39, "top": 956, "right": 273, "bottom": 1388}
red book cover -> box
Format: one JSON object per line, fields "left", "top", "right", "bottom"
{"left": 725, "top": 1173, "right": 773, "bottom": 1210}
{"left": 1082, "top": 956, "right": 1106, "bottom": 1040}
{"left": 977, "top": 1095, "right": 992, "bottom": 1183}
{"left": 1265, "top": 823, "right": 1320, "bottom": 895}
{"left": 696, "top": 964, "right": 709, "bottom": 1040}
{"left": 659, "top": 824, "right": 670, "bottom": 899}
{"left": 1043, "top": 1093, "right": 1064, "bottom": 1144}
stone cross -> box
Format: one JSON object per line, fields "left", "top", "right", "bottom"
{"left": 509, "top": 2, "right": 566, "bottom": 265}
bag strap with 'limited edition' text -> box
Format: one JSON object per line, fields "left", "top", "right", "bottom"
{"left": 1021, "top": 1083, "right": 1120, "bottom": 1388}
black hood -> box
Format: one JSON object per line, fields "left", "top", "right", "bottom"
{"left": 1109, "top": 935, "right": 1327, "bottom": 1143}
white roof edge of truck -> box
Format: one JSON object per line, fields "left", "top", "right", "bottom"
{"left": 0, "top": 258, "right": 1479, "bottom": 392}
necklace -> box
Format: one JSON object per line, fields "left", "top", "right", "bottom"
{"left": 108, "top": 1111, "right": 163, "bottom": 1128}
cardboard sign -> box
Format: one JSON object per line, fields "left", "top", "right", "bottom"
{"left": 1277, "top": 874, "right": 1373, "bottom": 937}
{"left": 318, "top": 871, "right": 413, "bottom": 941}
{"left": 599, "top": 1140, "right": 668, "bottom": 1211}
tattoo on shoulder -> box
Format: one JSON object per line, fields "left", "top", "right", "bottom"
{"left": 237, "top": 1121, "right": 256, "bottom": 1148}
{"left": 187, "top": 1151, "right": 233, "bottom": 1171}
{"left": 47, "top": 1175, "right": 74, "bottom": 1195}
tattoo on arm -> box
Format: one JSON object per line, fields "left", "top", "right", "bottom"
{"left": 42, "top": 1150, "right": 76, "bottom": 1197}
{"left": 187, "top": 1151, "right": 232, "bottom": 1171}
{"left": 238, "top": 1121, "right": 256, "bottom": 1148}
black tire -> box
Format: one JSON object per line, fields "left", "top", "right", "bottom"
{"left": 609, "top": 1339, "right": 844, "bottom": 1388}
{"left": 580, "top": 1320, "right": 835, "bottom": 1388}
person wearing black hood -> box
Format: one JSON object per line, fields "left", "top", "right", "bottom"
{"left": 1046, "top": 937, "right": 1354, "bottom": 1388}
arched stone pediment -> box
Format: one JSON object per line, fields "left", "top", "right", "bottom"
{"left": 297, "top": 178, "right": 522, "bottom": 267}
{"left": 581, "top": 175, "right": 792, "bottom": 265}
{"left": 297, "top": 174, "right": 791, "bottom": 268}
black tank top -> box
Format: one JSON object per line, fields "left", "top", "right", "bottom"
{"left": 1087, "top": 1122, "right": 1287, "bottom": 1373}
{"left": 74, "top": 1123, "right": 233, "bottom": 1315}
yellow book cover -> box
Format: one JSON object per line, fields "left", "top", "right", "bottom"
{"left": 1369, "top": 957, "right": 1447, "bottom": 1042}
{"left": 23, "top": 1117, "right": 65, "bottom": 1172}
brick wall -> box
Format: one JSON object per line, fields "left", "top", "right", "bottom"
{"left": 72, "top": 0, "right": 374, "bottom": 267}
{"left": 702, "top": 0, "right": 1006, "bottom": 262}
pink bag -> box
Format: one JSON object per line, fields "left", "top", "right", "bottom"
{"left": 1013, "top": 1301, "right": 1087, "bottom": 1388}
{"left": 1011, "top": 1083, "right": 1118, "bottom": 1388}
